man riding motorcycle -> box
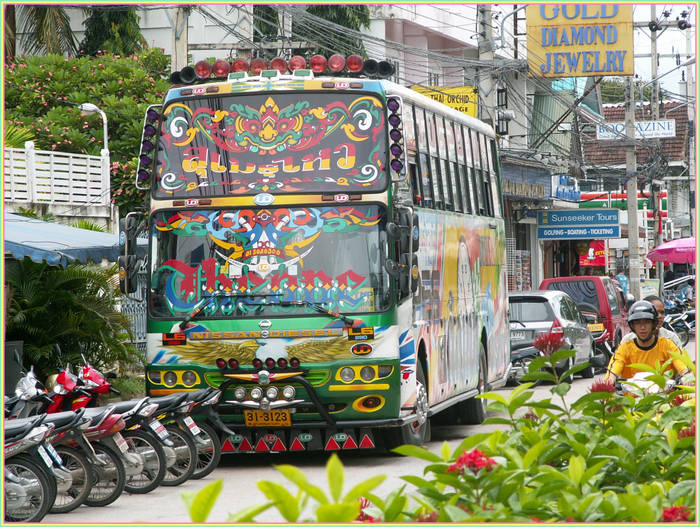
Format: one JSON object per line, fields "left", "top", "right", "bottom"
{"left": 605, "top": 300, "right": 693, "bottom": 384}
{"left": 620, "top": 295, "right": 684, "bottom": 350}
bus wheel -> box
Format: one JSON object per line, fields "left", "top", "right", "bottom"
{"left": 384, "top": 361, "right": 430, "bottom": 451}
{"left": 459, "top": 346, "right": 489, "bottom": 425}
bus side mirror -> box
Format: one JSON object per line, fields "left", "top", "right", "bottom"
{"left": 410, "top": 213, "right": 419, "bottom": 252}
{"left": 118, "top": 213, "right": 142, "bottom": 296}
{"left": 119, "top": 255, "right": 138, "bottom": 294}
{"left": 384, "top": 259, "right": 400, "bottom": 278}
{"left": 386, "top": 222, "right": 401, "bottom": 240}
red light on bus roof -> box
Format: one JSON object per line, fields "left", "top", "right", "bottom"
{"left": 231, "top": 59, "right": 249, "bottom": 72}
{"left": 250, "top": 58, "right": 268, "bottom": 75}
{"left": 288, "top": 55, "right": 306, "bottom": 71}
{"left": 269, "top": 57, "right": 287, "bottom": 74}
{"left": 194, "top": 60, "right": 212, "bottom": 79}
{"left": 216, "top": 358, "right": 226, "bottom": 369}
{"left": 212, "top": 59, "right": 231, "bottom": 77}
{"left": 309, "top": 54, "right": 327, "bottom": 73}
{"left": 346, "top": 54, "right": 363, "bottom": 73}
{"left": 328, "top": 54, "right": 346, "bottom": 72}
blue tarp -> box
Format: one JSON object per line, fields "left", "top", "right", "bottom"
{"left": 4, "top": 212, "right": 121, "bottom": 265}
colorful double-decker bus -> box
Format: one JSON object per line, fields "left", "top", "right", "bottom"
{"left": 120, "top": 53, "right": 509, "bottom": 453}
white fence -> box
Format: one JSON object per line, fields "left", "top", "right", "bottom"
{"left": 4, "top": 141, "right": 115, "bottom": 230}
{"left": 4, "top": 141, "right": 110, "bottom": 206}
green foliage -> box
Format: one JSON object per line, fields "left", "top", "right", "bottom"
{"left": 4, "top": 258, "right": 141, "bottom": 380}
{"left": 253, "top": 5, "right": 279, "bottom": 42}
{"left": 17, "top": 5, "right": 78, "bottom": 56}
{"left": 293, "top": 5, "right": 370, "bottom": 57}
{"left": 182, "top": 480, "right": 223, "bottom": 523}
{"left": 101, "top": 374, "right": 145, "bottom": 401}
{"left": 79, "top": 7, "right": 147, "bottom": 58}
{"left": 4, "top": 51, "right": 168, "bottom": 215}
{"left": 4, "top": 123, "right": 35, "bottom": 148}
{"left": 600, "top": 78, "right": 655, "bottom": 104}
{"left": 14, "top": 207, "right": 55, "bottom": 222}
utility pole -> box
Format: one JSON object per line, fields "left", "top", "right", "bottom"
{"left": 172, "top": 6, "right": 189, "bottom": 71}
{"left": 650, "top": 5, "right": 664, "bottom": 287}
{"left": 626, "top": 78, "right": 642, "bottom": 301}
{"left": 687, "top": 26, "right": 696, "bottom": 237}
{"left": 477, "top": 5, "right": 496, "bottom": 130}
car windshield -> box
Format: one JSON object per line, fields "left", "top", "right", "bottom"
{"left": 545, "top": 280, "right": 599, "bottom": 310}
{"left": 509, "top": 298, "right": 554, "bottom": 323}
{"left": 149, "top": 205, "right": 392, "bottom": 319}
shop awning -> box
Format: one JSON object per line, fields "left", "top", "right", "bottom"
{"left": 4, "top": 212, "right": 122, "bottom": 266}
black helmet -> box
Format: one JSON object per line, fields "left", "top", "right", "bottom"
{"left": 627, "top": 300, "right": 658, "bottom": 325}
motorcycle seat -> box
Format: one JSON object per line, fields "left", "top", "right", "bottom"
{"left": 149, "top": 392, "right": 189, "bottom": 411}
{"left": 42, "top": 409, "right": 84, "bottom": 430}
{"left": 186, "top": 387, "right": 216, "bottom": 403}
{"left": 4, "top": 414, "right": 47, "bottom": 441}
{"left": 82, "top": 406, "right": 115, "bottom": 427}
{"left": 109, "top": 398, "right": 144, "bottom": 415}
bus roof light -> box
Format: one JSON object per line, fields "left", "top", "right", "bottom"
{"left": 377, "top": 60, "right": 395, "bottom": 79}
{"left": 250, "top": 58, "right": 268, "bottom": 75}
{"left": 231, "top": 59, "right": 249, "bottom": 72}
{"left": 194, "top": 60, "right": 212, "bottom": 79}
{"left": 212, "top": 59, "right": 231, "bottom": 77}
{"left": 269, "top": 57, "right": 288, "bottom": 74}
{"left": 328, "top": 54, "right": 346, "bottom": 72}
{"left": 362, "top": 59, "right": 378, "bottom": 77}
{"left": 346, "top": 54, "right": 363, "bottom": 73}
{"left": 288, "top": 55, "right": 306, "bottom": 71}
{"left": 290, "top": 357, "right": 300, "bottom": 368}
{"left": 178, "top": 66, "right": 196, "bottom": 84}
{"left": 216, "top": 358, "right": 226, "bottom": 369}
{"left": 309, "top": 54, "right": 327, "bottom": 74}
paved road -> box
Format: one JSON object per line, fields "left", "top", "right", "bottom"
{"left": 45, "top": 335, "right": 696, "bottom": 523}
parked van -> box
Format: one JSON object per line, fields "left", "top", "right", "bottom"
{"left": 539, "top": 276, "right": 631, "bottom": 350}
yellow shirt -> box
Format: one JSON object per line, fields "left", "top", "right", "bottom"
{"left": 606, "top": 336, "right": 687, "bottom": 380}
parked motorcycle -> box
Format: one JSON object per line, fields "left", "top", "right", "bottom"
{"left": 4, "top": 415, "right": 58, "bottom": 522}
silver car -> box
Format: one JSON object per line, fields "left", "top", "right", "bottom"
{"left": 508, "top": 290, "right": 595, "bottom": 384}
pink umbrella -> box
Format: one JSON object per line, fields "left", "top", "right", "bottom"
{"left": 647, "top": 237, "right": 696, "bottom": 264}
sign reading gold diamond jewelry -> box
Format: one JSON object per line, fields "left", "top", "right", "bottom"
{"left": 526, "top": 4, "right": 634, "bottom": 78}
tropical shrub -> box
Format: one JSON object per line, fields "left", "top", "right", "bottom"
{"left": 4, "top": 258, "right": 142, "bottom": 380}
{"left": 182, "top": 350, "right": 695, "bottom": 523}
{"left": 4, "top": 51, "right": 169, "bottom": 214}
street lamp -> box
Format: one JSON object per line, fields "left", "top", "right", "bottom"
{"left": 78, "top": 102, "right": 109, "bottom": 153}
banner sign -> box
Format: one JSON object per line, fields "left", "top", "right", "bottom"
{"left": 579, "top": 240, "right": 606, "bottom": 266}
{"left": 526, "top": 4, "right": 634, "bottom": 77}
{"left": 411, "top": 86, "right": 478, "bottom": 117}
{"left": 596, "top": 120, "right": 676, "bottom": 140}
{"left": 537, "top": 208, "right": 620, "bottom": 239}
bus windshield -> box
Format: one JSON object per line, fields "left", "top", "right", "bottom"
{"left": 149, "top": 205, "right": 392, "bottom": 319}
{"left": 154, "top": 92, "right": 387, "bottom": 198}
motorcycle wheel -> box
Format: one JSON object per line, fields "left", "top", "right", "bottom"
{"left": 160, "top": 425, "right": 196, "bottom": 486}
{"left": 84, "top": 443, "right": 126, "bottom": 507}
{"left": 50, "top": 446, "right": 91, "bottom": 513}
{"left": 190, "top": 422, "right": 222, "bottom": 480}
{"left": 123, "top": 430, "right": 166, "bottom": 494}
{"left": 5, "top": 454, "right": 54, "bottom": 522}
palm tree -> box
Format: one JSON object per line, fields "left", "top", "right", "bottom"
{"left": 5, "top": 258, "right": 139, "bottom": 379}
{"left": 15, "top": 5, "right": 78, "bottom": 56}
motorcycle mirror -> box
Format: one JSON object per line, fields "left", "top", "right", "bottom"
{"left": 105, "top": 372, "right": 117, "bottom": 379}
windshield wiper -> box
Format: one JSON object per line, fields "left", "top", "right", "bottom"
{"left": 510, "top": 320, "right": 527, "bottom": 328}
{"left": 278, "top": 299, "right": 363, "bottom": 327}
{"left": 178, "top": 292, "right": 282, "bottom": 330}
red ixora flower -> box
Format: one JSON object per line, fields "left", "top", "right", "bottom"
{"left": 416, "top": 511, "right": 439, "bottom": 522}
{"left": 662, "top": 506, "right": 690, "bottom": 522}
{"left": 355, "top": 497, "right": 377, "bottom": 523}
{"left": 446, "top": 448, "right": 497, "bottom": 475}
{"left": 532, "top": 324, "right": 565, "bottom": 357}
{"left": 589, "top": 379, "right": 616, "bottom": 394}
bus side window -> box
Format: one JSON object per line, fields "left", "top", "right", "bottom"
{"left": 409, "top": 161, "right": 422, "bottom": 206}
{"left": 466, "top": 127, "right": 485, "bottom": 215}
{"left": 446, "top": 120, "right": 462, "bottom": 213}
{"left": 437, "top": 115, "right": 454, "bottom": 211}
{"left": 488, "top": 139, "right": 503, "bottom": 217}
{"left": 479, "top": 133, "right": 494, "bottom": 217}
{"left": 426, "top": 112, "right": 444, "bottom": 209}
{"left": 414, "top": 108, "right": 433, "bottom": 208}
{"left": 457, "top": 124, "right": 474, "bottom": 214}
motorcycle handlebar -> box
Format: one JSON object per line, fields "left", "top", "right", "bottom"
{"left": 109, "top": 386, "right": 121, "bottom": 395}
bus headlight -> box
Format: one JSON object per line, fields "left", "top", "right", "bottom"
{"left": 282, "top": 385, "right": 296, "bottom": 400}
{"left": 163, "top": 371, "right": 177, "bottom": 386}
{"left": 339, "top": 367, "right": 355, "bottom": 382}
{"left": 233, "top": 386, "right": 247, "bottom": 401}
{"left": 265, "top": 386, "right": 279, "bottom": 400}
{"left": 181, "top": 371, "right": 197, "bottom": 386}
{"left": 359, "top": 366, "right": 375, "bottom": 381}
{"left": 250, "top": 387, "right": 263, "bottom": 401}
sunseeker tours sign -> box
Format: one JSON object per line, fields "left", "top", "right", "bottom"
{"left": 526, "top": 4, "right": 634, "bottom": 78}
